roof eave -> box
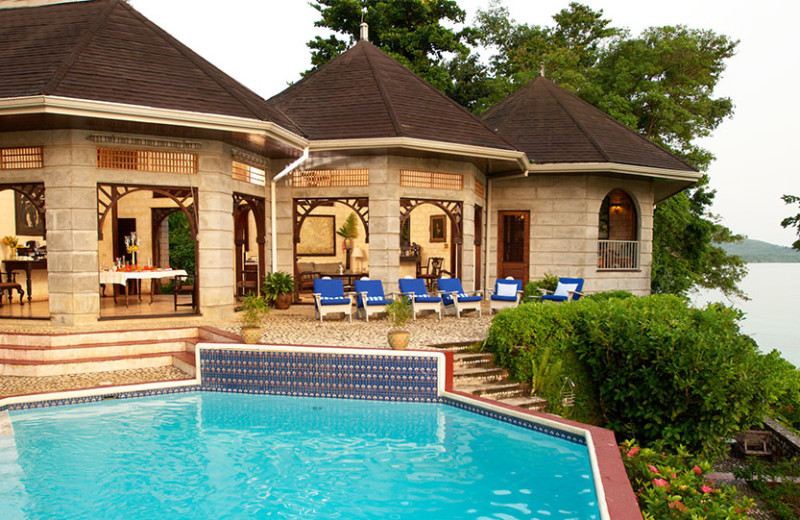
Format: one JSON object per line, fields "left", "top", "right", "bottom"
{"left": 309, "top": 137, "right": 529, "bottom": 173}
{"left": 0, "top": 95, "right": 309, "bottom": 151}
{"left": 526, "top": 161, "right": 701, "bottom": 182}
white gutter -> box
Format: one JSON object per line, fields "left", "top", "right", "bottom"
{"left": 526, "top": 161, "right": 700, "bottom": 182}
{"left": 271, "top": 148, "right": 309, "bottom": 272}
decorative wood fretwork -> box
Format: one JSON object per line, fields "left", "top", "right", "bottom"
{"left": 474, "top": 179, "right": 485, "bottom": 199}
{"left": 400, "top": 170, "right": 463, "bottom": 191}
{"left": 233, "top": 161, "right": 266, "bottom": 186}
{"left": 294, "top": 198, "right": 369, "bottom": 243}
{"left": 88, "top": 135, "right": 202, "bottom": 150}
{"left": 97, "top": 184, "right": 198, "bottom": 240}
{"left": 97, "top": 147, "right": 198, "bottom": 174}
{"left": 400, "top": 198, "right": 463, "bottom": 243}
{"left": 234, "top": 193, "right": 267, "bottom": 294}
{"left": 0, "top": 182, "right": 46, "bottom": 221}
{"left": 291, "top": 169, "right": 369, "bottom": 188}
{"left": 0, "top": 147, "right": 43, "bottom": 170}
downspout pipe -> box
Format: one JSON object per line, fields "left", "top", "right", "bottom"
{"left": 271, "top": 148, "right": 309, "bottom": 272}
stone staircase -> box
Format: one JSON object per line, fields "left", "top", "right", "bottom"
{"left": 0, "top": 326, "right": 239, "bottom": 378}
{"left": 441, "top": 343, "right": 547, "bottom": 412}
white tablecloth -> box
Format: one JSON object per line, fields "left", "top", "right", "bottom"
{"left": 99, "top": 269, "right": 188, "bottom": 286}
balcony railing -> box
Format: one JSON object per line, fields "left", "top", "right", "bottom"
{"left": 597, "top": 240, "right": 640, "bottom": 270}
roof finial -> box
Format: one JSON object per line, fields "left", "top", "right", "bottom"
{"left": 540, "top": 62, "right": 546, "bottom": 78}
{"left": 359, "top": 7, "right": 368, "bottom": 41}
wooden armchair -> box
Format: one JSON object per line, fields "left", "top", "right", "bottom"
{"left": 0, "top": 271, "right": 24, "bottom": 307}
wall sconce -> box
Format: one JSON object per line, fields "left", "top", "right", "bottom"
{"left": 610, "top": 202, "right": 623, "bottom": 212}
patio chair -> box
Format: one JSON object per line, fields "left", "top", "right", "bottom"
{"left": 312, "top": 277, "right": 354, "bottom": 322}
{"left": 535, "top": 277, "right": 584, "bottom": 302}
{"left": 398, "top": 277, "right": 441, "bottom": 321}
{"left": 437, "top": 278, "right": 482, "bottom": 318}
{"left": 0, "top": 271, "right": 24, "bottom": 308}
{"left": 354, "top": 278, "right": 393, "bottom": 322}
{"left": 173, "top": 273, "right": 196, "bottom": 310}
{"left": 489, "top": 277, "right": 523, "bottom": 313}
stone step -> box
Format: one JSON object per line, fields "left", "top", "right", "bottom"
{"left": 453, "top": 366, "right": 508, "bottom": 384}
{"left": 453, "top": 352, "right": 494, "bottom": 368}
{"left": 0, "top": 338, "right": 198, "bottom": 363}
{"left": 498, "top": 396, "right": 548, "bottom": 412}
{"left": 433, "top": 342, "right": 478, "bottom": 352}
{"left": 0, "top": 327, "right": 205, "bottom": 348}
{"left": 0, "top": 351, "right": 196, "bottom": 378}
{"left": 459, "top": 382, "right": 526, "bottom": 399}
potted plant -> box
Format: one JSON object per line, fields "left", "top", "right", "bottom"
{"left": 262, "top": 271, "right": 295, "bottom": 310}
{"left": 239, "top": 293, "right": 270, "bottom": 344}
{"left": 385, "top": 295, "right": 413, "bottom": 350}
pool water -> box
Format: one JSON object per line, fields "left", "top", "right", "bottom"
{"left": 2, "top": 393, "right": 600, "bottom": 520}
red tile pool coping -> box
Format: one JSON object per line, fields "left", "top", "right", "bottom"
{"left": 0, "top": 343, "right": 642, "bottom": 520}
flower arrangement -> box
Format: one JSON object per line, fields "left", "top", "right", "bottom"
{"left": 2, "top": 236, "right": 19, "bottom": 249}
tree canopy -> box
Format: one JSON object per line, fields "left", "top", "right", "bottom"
{"left": 781, "top": 195, "right": 800, "bottom": 250}
{"left": 306, "top": 0, "right": 472, "bottom": 93}
{"left": 307, "top": 0, "right": 747, "bottom": 297}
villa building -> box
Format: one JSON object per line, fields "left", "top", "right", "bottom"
{"left": 0, "top": 0, "right": 700, "bottom": 326}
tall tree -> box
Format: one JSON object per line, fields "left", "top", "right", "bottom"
{"left": 781, "top": 195, "right": 800, "bottom": 250}
{"left": 476, "top": 2, "right": 746, "bottom": 297}
{"left": 307, "top": 0, "right": 473, "bottom": 93}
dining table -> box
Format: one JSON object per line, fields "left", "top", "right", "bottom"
{"left": 99, "top": 268, "right": 188, "bottom": 307}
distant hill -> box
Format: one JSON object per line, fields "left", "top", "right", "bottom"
{"left": 719, "top": 238, "right": 800, "bottom": 263}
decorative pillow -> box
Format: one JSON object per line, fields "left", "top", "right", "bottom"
{"left": 553, "top": 282, "right": 578, "bottom": 298}
{"left": 496, "top": 282, "right": 518, "bottom": 298}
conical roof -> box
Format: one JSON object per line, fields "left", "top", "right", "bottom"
{"left": 269, "top": 40, "right": 515, "bottom": 151}
{"left": 0, "top": 0, "right": 299, "bottom": 133}
{"left": 480, "top": 77, "right": 696, "bottom": 172}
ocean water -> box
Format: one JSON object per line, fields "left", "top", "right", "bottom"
{"left": 692, "top": 262, "right": 800, "bottom": 367}
{"left": 2, "top": 393, "right": 600, "bottom": 520}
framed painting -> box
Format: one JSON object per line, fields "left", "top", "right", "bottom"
{"left": 297, "top": 215, "right": 336, "bottom": 256}
{"left": 15, "top": 192, "right": 45, "bottom": 236}
{"left": 430, "top": 215, "right": 446, "bottom": 243}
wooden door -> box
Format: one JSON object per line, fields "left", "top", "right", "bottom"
{"left": 474, "top": 205, "right": 482, "bottom": 290}
{"left": 497, "top": 211, "right": 529, "bottom": 282}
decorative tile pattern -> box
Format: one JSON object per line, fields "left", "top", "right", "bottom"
{"left": 443, "top": 396, "right": 586, "bottom": 446}
{"left": 200, "top": 349, "right": 440, "bottom": 402}
{"left": 3, "top": 385, "right": 201, "bottom": 412}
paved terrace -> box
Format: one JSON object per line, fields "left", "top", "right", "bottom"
{"left": 0, "top": 303, "right": 493, "bottom": 398}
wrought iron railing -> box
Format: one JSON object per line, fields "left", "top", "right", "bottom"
{"left": 597, "top": 240, "right": 640, "bottom": 270}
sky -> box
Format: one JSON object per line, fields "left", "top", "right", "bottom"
{"left": 131, "top": 0, "right": 799, "bottom": 247}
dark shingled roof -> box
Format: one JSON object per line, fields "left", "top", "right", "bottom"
{"left": 269, "top": 40, "right": 515, "bottom": 151}
{"left": 0, "top": 0, "right": 300, "bottom": 133}
{"left": 480, "top": 77, "right": 696, "bottom": 172}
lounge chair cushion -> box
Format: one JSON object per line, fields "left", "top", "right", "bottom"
{"left": 354, "top": 279, "right": 392, "bottom": 308}
{"left": 553, "top": 282, "right": 578, "bottom": 298}
{"left": 496, "top": 283, "right": 517, "bottom": 298}
{"left": 491, "top": 294, "right": 518, "bottom": 302}
{"left": 442, "top": 292, "right": 482, "bottom": 305}
{"left": 398, "top": 278, "right": 442, "bottom": 303}
{"left": 412, "top": 295, "right": 442, "bottom": 303}
{"left": 319, "top": 296, "right": 351, "bottom": 306}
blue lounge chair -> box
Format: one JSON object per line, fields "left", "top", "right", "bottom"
{"left": 437, "top": 277, "right": 482, "bottom": 318}
{"left": 398, "top": 277, "right": 441, "bottom": 321}
{"left": 489, "top": 277, "right": 523, "bottom": 313}
{"left": 353, "top": 278, "right": 393, "bottom": 322}
{"left": 312, "top": 278, "right": 354, "bottom": 322}
{"left": 538, "top": 277, "right": 585, "bottom": 302}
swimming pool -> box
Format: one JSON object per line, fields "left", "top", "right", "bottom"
{"left": 2, "top": 392, "right": 600, "bottom": 519}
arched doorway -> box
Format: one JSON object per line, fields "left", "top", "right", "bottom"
{"left": 598, "top": 189, "right": 639, "bottom": 270}
{"left": 0, "top": 183, "right": 48, "bottom": 319}
{"left": 293, "top": 198, "right": 369, "bottom": 299}
{"left": 97, "top": 184, "right": 198, "bottom": 316}
{"left": 400, "top": 198, "right": 463, "bottom": 281}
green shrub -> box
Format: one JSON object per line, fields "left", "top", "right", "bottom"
{"left": 734, "top": 457, "right": 800, "bottom": 519}
{"left": 759, "top": 352, "right": 800, "bottom": 432}
{"left": 522, "top": 273, "right": 559, "bottom": 300}
{"left": 484, "top": 295, "right": 779, "bottom": 455}
{"left": 621, "top": 441, "right": 754, "bottom": 519}
{"left": 584, "top": 290, "right": 636, "bottom": 302}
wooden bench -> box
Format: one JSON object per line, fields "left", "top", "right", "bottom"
{"left": 735, "top": 430, "right": 772, "bottom": 456}
{"left": 0, "top": 271, "right": 25, "bottom": 307}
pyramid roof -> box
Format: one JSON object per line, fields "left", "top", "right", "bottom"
{"left": 0, "top": 0, "right": 300, "bottom": 133}
{"left": 480, "top": 77, "right": 696, "bottom": 172}
{"left": 269, "top": 40, "right": 515, "bottom": 151}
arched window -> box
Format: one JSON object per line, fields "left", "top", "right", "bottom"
{"left": 598, "top": 189, "right": 639, "bottom": 269}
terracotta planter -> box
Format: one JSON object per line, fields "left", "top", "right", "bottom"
{"left": 274, "top": 293, "right": 292, "bottom": 310}
{"left": 387, "top": 330, "right": 410, "bottom": 350}
{"left": 241, "top": 326, "right": 262, "bottom": 344}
